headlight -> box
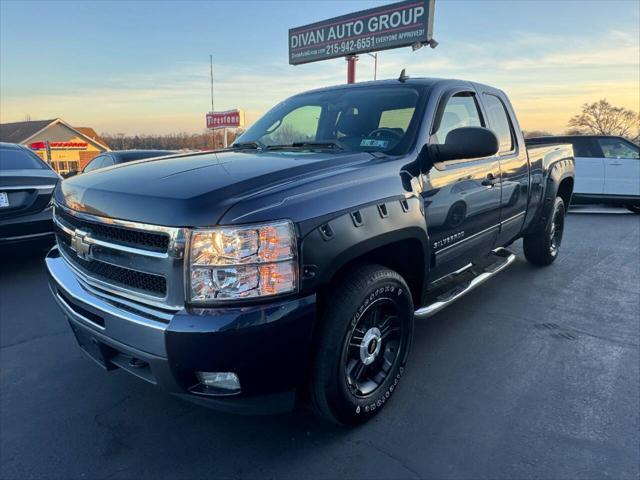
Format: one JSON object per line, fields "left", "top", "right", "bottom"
{"left": 188, "top": 220, "right": 298, "bottom": 303}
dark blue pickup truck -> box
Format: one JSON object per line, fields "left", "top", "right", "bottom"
{"left": 47, "top": 77, "right": 575, "bottom": 425}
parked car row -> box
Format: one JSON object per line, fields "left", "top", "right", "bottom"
{"left": 0, "top": 145, "right": 176, "bottom": 244}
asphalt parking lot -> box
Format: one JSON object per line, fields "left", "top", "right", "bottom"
{"left": 1, "top": 208, "right": 638, "bottom": 480}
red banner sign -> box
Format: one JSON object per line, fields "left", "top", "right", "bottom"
{"left": 206, "top": 109, "right": 244, "bottom": 129}
{"left": 30, "top": 141, "right": 88, "bottom": 150}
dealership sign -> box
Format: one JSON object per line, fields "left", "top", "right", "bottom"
{"left": 30, "top": 141, "right": 88, "bottom": 150}
{"left": 206, "top": 109, "right": 245, "bottom": 129}
{"left": 288, "top": 0, "right": 435, "bottom": 65}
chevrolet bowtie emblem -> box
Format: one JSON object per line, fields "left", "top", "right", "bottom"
{"left": 71, "top": 229, "right": 92, "bottom": 261}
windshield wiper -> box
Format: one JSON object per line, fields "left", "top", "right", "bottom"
{"left": 268, "top": 140, "right": 347, "bottom": 151}
{"left": 230, "top": 140, "right": 267, "bottom": 151}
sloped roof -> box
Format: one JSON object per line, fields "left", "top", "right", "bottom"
{"left": 75, "top": 127, "right": 110, "bottom": 149}
{"left": 0, "top": 118, "right": 110, "bottom": 151}
{"left": 0, "top": 119, "right": 56, "bottom": 144}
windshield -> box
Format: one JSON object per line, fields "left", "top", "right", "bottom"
{"left": 0, "top": 146, "right": 48, "bottom": 170}
{"left": 236, "top": 86, "right": 423, "bottom": 155}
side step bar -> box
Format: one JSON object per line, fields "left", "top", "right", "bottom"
{"left": 414, "top": 248, "right": 516, "bottom": 319}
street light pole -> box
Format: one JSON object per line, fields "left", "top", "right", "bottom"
{"left": 365, "top": 53, "right": 378, "bottom": 80}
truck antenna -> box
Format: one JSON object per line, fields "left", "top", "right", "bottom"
{"left": 398, "top": 69, "right": 409, "bottom": 83}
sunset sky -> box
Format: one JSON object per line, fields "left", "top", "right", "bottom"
{"left": 1, "top": 0, "right": 638, "bottom": 135}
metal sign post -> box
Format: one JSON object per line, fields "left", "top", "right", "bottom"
{"left": 346, "top": 55, "right": 358, "bottom": 84}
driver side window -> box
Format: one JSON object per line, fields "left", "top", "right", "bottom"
{"left": 433, "top": 93, "right": 483, "bottom": 144}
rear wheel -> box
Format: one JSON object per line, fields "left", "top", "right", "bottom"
{"left": 523, "top": 196, "right": 566, "bottom": 266}
{"left": 311, "top": 265, "right": 414, "bottom": 425}
{"left": 626, "top": 205, "right": 640, "bottom": 214}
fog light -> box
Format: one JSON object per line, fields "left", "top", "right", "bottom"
{"left": 195, "top": 371, "right": 241, "bottom": 394}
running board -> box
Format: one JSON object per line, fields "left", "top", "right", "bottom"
{"left": 414, "top": 248, "right": 516, "bottom": 319}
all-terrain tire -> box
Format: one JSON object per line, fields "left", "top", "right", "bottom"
{"left": 523, "top": 196, "right": 566, "bottom": 266}
{"left": 310, "top": 264, "right": 414, "bottom": 425}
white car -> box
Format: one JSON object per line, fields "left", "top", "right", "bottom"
{"left": 527, "top": 135, "right": 640, "bottom": 213}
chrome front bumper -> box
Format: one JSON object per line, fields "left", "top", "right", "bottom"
{"left": 46, "top": 246, "right": 168, "bottom": 357}
{"left": 46, "top": 245, "right": 317, "bottom": 413}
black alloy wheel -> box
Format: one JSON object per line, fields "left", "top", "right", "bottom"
{"left": 343, "top": 296, "right": 402, "bottom": 398}
{"left": 549, "top": 201, "right": 565, "bottom": 258}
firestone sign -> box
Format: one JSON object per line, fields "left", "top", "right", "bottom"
{"left": 288, "top": 0, "right": 435, "bottom": 65}
{"left": 206, "top": 109, "right": 245, "bottom": 129}
{"left": 30, "top": 141, "right": 88, "bottom": 150}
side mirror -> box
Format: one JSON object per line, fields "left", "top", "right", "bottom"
{"left": 63, "top": 170, "right": 78, "bottom": 179}
{"left": 429, "top": 127, "right": 499, "bottom": 163}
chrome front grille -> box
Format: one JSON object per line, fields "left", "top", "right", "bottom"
{"left": 56, "top": 208, "right": 170, "bottom": 252}
{"left": 53, "top": 205, "right": 187, "bottom": 311}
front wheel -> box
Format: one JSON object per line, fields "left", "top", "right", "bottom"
{"left": 523, "top": 196, "right": 566, "bottom": 266}
{"left": 626, "top": 205, "right": 640, "bottom": 214}
{"left": 311, "top": 265, "right": 414, "bottom": 425}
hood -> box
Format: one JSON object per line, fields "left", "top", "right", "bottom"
{"left": 56, "top": 150, "right": 373, "bottom": 226}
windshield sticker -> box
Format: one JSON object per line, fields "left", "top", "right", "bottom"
{"left": 360, "top": 139, "right": 389, "bottom": 148}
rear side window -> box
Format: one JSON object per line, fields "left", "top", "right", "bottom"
{"left": 83, "top": 155, "right": 106, "bottom": 173}
{"left": 571, "top": 138, "right": 601, "bottom": 158}
{"left": 101, "top": 155, "right": 115, "bottom": 167}
{"left": 433, "top": 93, "right": 483, "bottom": 144}
{"left": 0, "top": 147, "right": 46, "bottom": 170}
{"left": 483, "top": 94, "right": 514, "bottom": 153}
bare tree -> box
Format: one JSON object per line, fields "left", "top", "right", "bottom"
{"left": 523, "top": 130, "right": 552, "bottom": 139}
{"left": 568, "top": 99, "right": 639, "bottom": 142}
{"left": 100, "top": 130, "right": 243, "bottom": 151}
{"left": 564, "top": 128, "right": 584, "bottom": 136}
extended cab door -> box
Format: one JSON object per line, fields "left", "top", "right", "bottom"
{"left": 422, "top": 90, "right": 501, "bottom": 279}
{"left": 478, "top": 92, "right": 529, "bottom": 245}
{"left": 597, "top": 137, "right": 640, "bottom": 196}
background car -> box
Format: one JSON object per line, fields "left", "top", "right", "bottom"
{"left": 526, "top": 135, "right": 640, "bottom": 213}
{"left": 0, "top": 142, "right": 59, "bottom": 245}
{"left": 65, "top": 149, "right": 176, "bottom": 177}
